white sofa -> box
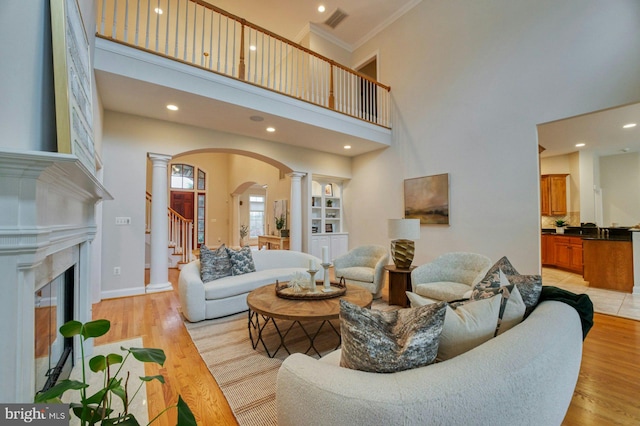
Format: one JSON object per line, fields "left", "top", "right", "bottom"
{"left": 179, "top": 249, "right": 324, "bottom": 322}
{"left": 276, "top": 300, "right": 582, "bottom": 426}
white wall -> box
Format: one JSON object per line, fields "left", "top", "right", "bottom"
{"left": 600, "top": 153, "right": 640, "bottom": 227}
{"left": 101, "top": 111, "right": 351, "bottom": 297}
{"left": 347, "top": 0, "right": 640, "bottom": 273}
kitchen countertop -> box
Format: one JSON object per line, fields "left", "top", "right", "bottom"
{"left": 542, "top": 229, "right": 632, "bottom": 241}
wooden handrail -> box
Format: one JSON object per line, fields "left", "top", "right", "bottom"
{"left": 96, "top": 0, "right": 392, "bottom": 127}
{"left": 168, "top": 206, "right": 193, "bottom": 223}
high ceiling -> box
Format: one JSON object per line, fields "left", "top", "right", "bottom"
{"left": 538, "top": 102, "right": 640, "bottom": 159}
{"left": 203, "top": 0, "right": 421, "bottom": 49}
{"left": 96, "top": 0, "right": 417, "bottom": 157}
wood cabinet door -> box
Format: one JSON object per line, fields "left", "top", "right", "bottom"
{"left": 549, "top": 175, "right": 567, "bottom": 215}
{"left": 554, "top": 242, "right": 572, "bottom": 269}
{"left": 570, "top": 243, "right": 583, "bottom": 273}
{"left": 541, "top": 234, "right": 555, "bottom": 265}
{"left": 540, "top": 176, "right": 550, "bottom": 215}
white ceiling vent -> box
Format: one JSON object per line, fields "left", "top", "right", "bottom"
{"left": 324, "top": 8, "right": 348, "bottom": 29}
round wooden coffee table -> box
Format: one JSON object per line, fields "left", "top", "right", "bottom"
{"left": 246, "top": 283, "right": 373, "bottom": 358}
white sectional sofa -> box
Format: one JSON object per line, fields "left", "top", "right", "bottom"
{"left": 276, "top": 300, "right": 583, "bottom": 425}
{"left": 179, "top": 249, "right": 324, "bottom": 322}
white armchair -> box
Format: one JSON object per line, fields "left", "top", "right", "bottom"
{"left": 333, "top": 245, "right": 389, "bottom": 298}
{"left": 411, "top": 252, "right": 492, "bottom": 302}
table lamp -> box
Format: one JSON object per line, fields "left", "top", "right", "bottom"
{"left": 388, "top": 218, "right": 421, "bottom": 269}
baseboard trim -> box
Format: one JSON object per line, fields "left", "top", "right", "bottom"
{"left": 101, "top": 287, "right": 146, "bottom": 300}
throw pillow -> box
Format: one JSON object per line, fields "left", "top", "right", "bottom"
{"left": 199, "top": 244, "right": 232, "bottom": 282}
{"left": 339, "top": 299, "right": 447, "bottom": 373}
{"left": 479, "top": 256, "right": 542, "bottom": 317}
{"left": 407, "top": 291, "right": 503, "bottom": 361}
{"left": 471, "top": 270, "right": 526, "bottom": 336}
{"left": 226, "top": 245, "right": 256, "bottom": 276}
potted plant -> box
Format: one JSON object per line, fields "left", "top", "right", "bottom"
{"left": 555, "top": 219, "right": 567, "bottom": 234}
{"left": 239, "top": 224, "right": 249, "bottom": 246}
{"left": 275, "top": 215, "right": 288, "bottom": 237}
{"left": 35, "top": 319, "right": 196, "bottom": 426}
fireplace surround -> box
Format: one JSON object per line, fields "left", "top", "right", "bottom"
{"left": 0, "top": 149, "right": 111, "bottom": 402}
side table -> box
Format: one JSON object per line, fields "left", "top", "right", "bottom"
{"left": 384, "top": 265, "right": 416, "bottom": 307}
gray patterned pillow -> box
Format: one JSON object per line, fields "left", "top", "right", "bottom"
{"left": 226, "top": 245, "right": 256, "bottom": 276}
{"left": 471, "top": 270, "right": 525, "bottom": 336}
{"left": 339, "top": 299, "right": 447, "bottom": 373}
{"left": 478, "top": 256, "right": 542, "bottom": 317}
{"left": 199, "top": 244, "right": 232, "bottom": 282}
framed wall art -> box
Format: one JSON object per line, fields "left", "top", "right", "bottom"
{"left": 404, "top": 173, "right": 450, "bottom": 225}
{"left": 50, "top": 0, "right": 96, "bottom": 173}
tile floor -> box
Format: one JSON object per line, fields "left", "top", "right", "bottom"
{"left": 542, "top": 267, "right": 640, "bottom": 321}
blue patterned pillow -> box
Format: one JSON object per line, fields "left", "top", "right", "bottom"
{"left": 226, "top": 246, "right": 256, "bottom": 275}
{"left": 199, "top": 244, "right": 232, "bottom": 282}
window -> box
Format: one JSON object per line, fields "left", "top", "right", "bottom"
{"left": 197, "top": 169, "right": 206, "bottom": 190}
{"left": 249, "top": 195, "right": 265, "bottom": 238}
{"left": 171, "top": 164, "right": 194, "bottom": 189}
{"left": 197, "top": 194, "right": 205, "bottom": 245}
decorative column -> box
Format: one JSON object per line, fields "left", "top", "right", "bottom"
{"left": 231, "top": 193, "right": 240, "bottom": 247}
{"left": 287, "top": 172, "right": 306, "bottom": 252}
{"left": 147, "top": 153, "right": 173, "bottom": 293}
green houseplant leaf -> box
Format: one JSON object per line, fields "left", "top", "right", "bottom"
{"left": 34, "top": 379, "right": 87, "bottom": 403}
{"left": 81, "top": 319, "right": 111, "bottom": 339}
{"left": 176, "top": 395, "right": 197, "bottom": 426}
{"left": 128, "top": 347, "right": 166, "bottom": 366}
{"left": 89, "top": 353, "right": 124, "bottom": 372}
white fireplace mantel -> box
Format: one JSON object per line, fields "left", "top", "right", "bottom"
{"left": 0, "top": 149, "right": 112, "bottom": 402}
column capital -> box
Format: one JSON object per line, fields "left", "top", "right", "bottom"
{"left": 286, "top": 171, "right": 306, "bottom": 180}
{"left": 147, "top": 153, "right": 172, "bottom": 164}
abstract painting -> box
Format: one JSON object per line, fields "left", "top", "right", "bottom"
{"left": 404, "top": 174, "right": 450, "bottom": 224}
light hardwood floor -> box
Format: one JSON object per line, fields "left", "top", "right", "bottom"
{"left": 90, "top": 269, "right": 640, "bottom": 425}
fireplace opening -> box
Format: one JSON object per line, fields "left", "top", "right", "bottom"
{"left": 34, "top": 266, "right": 75, "bottom": 394}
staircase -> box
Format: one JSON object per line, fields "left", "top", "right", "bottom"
{"left": 146, "top": 192, "right": 195, "bottom": 269}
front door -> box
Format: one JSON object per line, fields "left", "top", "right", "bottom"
{"left": 170, "top": 191, "right": 194, "bottom": 220}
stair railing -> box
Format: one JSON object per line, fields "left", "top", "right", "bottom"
{"left": 168, "top": 207, "right": 194, "bottom": 264}
{"left": 146, "top": 192, "right": 194, "bottom": 264}
{"left": 96, "top": 0, "right": 391, "bottom": 128}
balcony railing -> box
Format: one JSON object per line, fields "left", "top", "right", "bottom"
{"left": 96, "top": 0, "right": 391, "bottom": 128}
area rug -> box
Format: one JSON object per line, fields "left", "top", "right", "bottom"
{"left": 63, "top": 338, "right": 148, "bottom": 425}
{"left": 184, "top": 300, "right": 395, "bottom": 426}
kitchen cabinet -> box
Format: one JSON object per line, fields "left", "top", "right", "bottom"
{"left": 540, "top": 174, "right": 568, "bottom": 216}
{"left": 541, "top": 234, "right": 555, "bottom": 265}
{"left": 552, "top": 236, "right": 583, "bottom": 274}
{"left": 583, "top": 240, "right": 633, "bottom": 292}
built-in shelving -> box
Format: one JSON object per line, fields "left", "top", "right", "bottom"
{"left": 310, "top": 179, "right": 348, "bottom": 261}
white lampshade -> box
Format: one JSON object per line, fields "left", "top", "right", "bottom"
{"left": 388, "top": 218, "right": 421, "bottom": 240}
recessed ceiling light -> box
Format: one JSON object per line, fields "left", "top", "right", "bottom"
{"left": 249, "top": 115, "right": 264, "bottom": 122}
{"left": 266, "top": 127, "right": 275, "bottom": 132}
{"left": 318, "top": 5, "right": 326, "bottom": 13}
{"left": 575, "top": 143, "right": 585, "bottom": 147}
{"left": 344, "top": 145, "right": 351, "bottom": 149}
{"left": 166, "top": 104, "right": 178, "bottom": 111}
{"left": 154, "top": 8, "right": 163, "bottom": 14}
{"left": 623, "top": 123, "right": 637, "bottom": 129}
{"left": 249, "top": 45, "right": 257, "bottom": 51}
